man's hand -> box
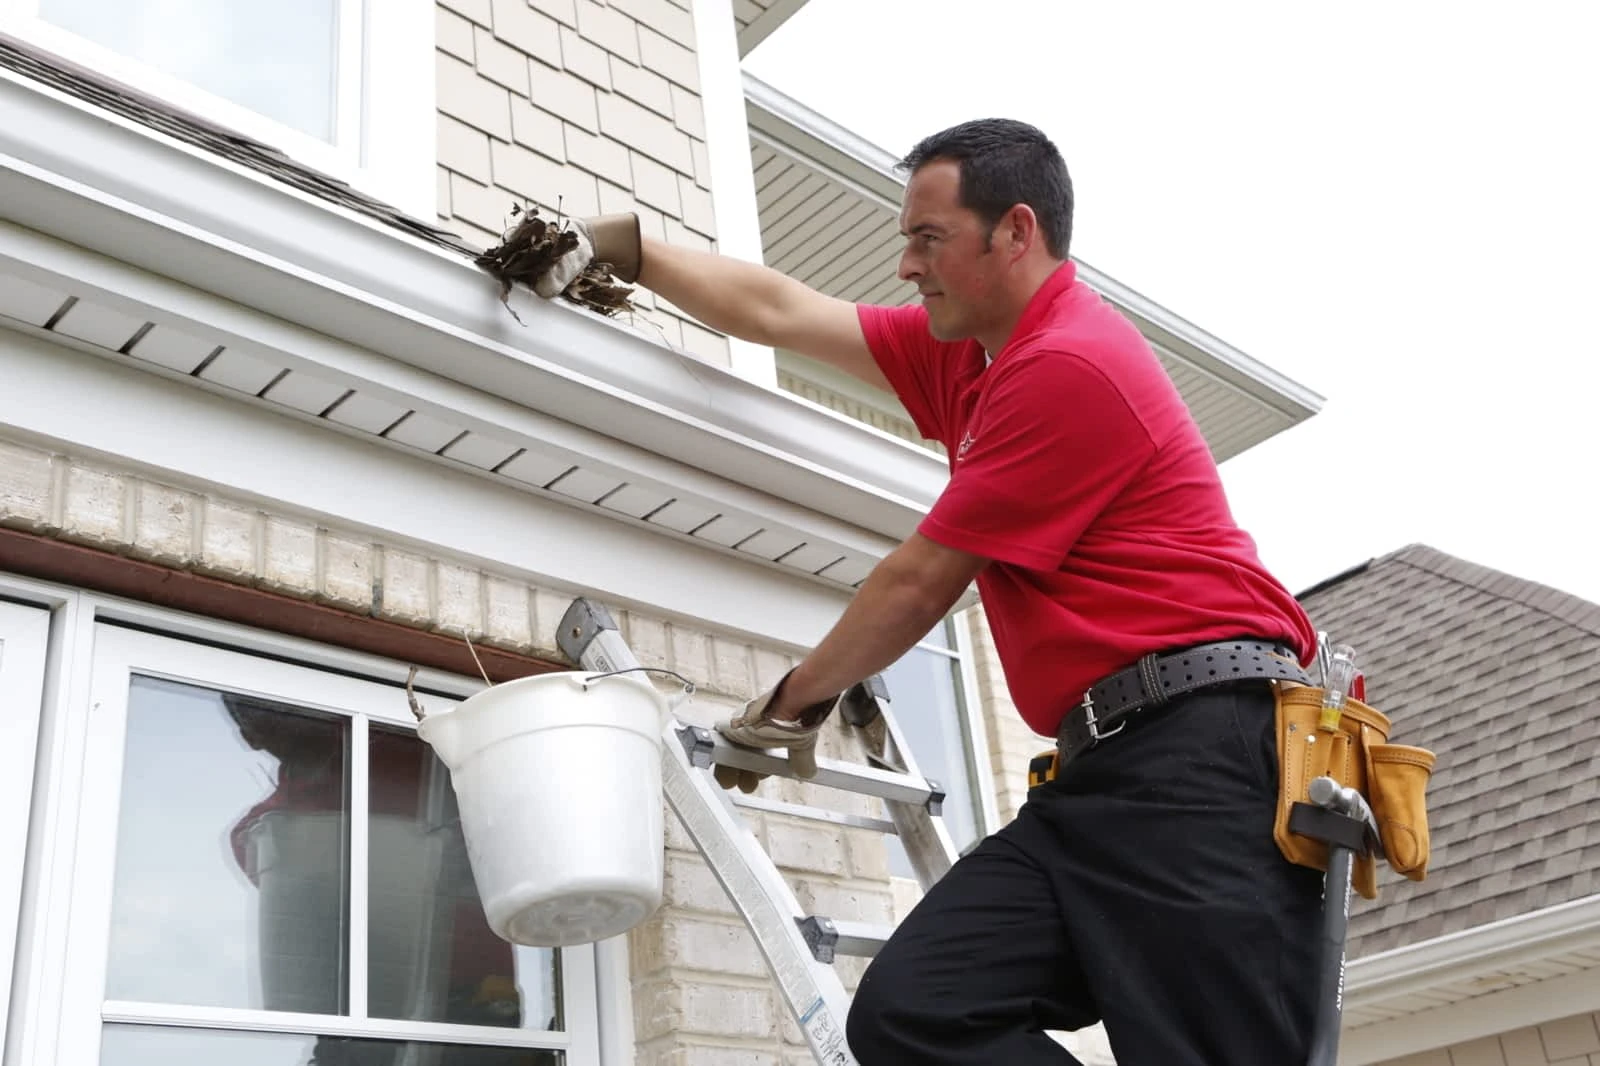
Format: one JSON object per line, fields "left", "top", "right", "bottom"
{"left": 528, "top": 213, "right": 644, "bottom": 298}
{"left": 712, "top": 671, "right": 841, "bottom": 793}
{"left": 710, "top": 533, "right": 987, "bottom": 793}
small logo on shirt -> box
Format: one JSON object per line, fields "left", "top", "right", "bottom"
{"left": 957, "top": 431, "right": 976, "bottom": 460}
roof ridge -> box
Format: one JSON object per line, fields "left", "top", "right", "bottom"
{"left": 1386, "top": 545, "right": 1600, "bottom": 638}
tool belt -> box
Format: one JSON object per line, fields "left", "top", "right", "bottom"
{"left": 1030, "top": 638, "right": 1309, "bottom": 789}
{"left": 1271, "top": 681, "right": 1436, "bottom": 899}
{"left": 1026, "top": 639, "right": 1438, "bottom": 900}
{"left": 1055, "top": 639, "right": 1312, "bottom": 766}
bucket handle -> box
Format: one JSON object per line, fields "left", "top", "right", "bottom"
{"left": 403, "top": 665, "right": 697, "bottom": 724}
{"left": 581, "top": 667, "right": 697, "bottom": 714}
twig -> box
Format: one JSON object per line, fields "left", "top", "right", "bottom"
{"left": 406, "top": 665, "right": 426, "bottom": 722}
{"left": 463, "top": 632, "right": 493, "bottom": 687}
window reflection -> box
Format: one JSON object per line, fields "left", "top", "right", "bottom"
{"left": 879, "top": 626, "right": 981, "bottom": 879}
{"left": 39, "top": 0, "right": 340, "bottom": 141}
{"left": 101, "top": 1024, "right": 564, "bottom": 1066}
{"left": 107, "top": 678, "right": 349, "bottom": 1014}
{"left": 367, "top": 727, "right": 560, "bottom": 1032}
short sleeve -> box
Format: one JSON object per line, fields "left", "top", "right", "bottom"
{"left": 856, "top": 303, "right": 949, "bottom": 445}
{"left": 918, "top": 348, "right": 1157, "bottom": 571}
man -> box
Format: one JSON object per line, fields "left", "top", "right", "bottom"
{"left": 532, "top": 118, "right": 1324, "bottom": 1065}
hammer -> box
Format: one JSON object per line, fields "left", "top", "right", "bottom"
{"left": 1298, "top": 776, "right": 1383, "bottom": 1066}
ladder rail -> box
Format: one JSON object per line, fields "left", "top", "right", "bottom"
{"left": 558, "top": 599, "right": 861, "bottom": 1066}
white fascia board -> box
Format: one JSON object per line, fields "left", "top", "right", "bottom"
{"left": 1339, "top": 966, "right": 1600, "bottom": 1066}
{"left": 1345, "top": 892, "right": 1600, "bottom": 1007}
{"left": 742, "top": 73, "right": 1326, "bottom": 421}
{"left": 0, "top": 67, "right": 948, "bottom": 540}
{"left": 736, "top": 0, "right": 812, "bottom": 57}
{"left": 0, "top": 329, "right": 860, "bottom": 652}
{"left": 0, "top": 219, "right": 895, "bottom": 566}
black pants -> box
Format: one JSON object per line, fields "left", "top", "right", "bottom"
{"left": 846, "top": 681, "right": 1325, "bottom": 1066}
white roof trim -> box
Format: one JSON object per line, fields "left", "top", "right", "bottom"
{"left": 0, "top": 327, "right": 868, "bottom": 651}
{"left": 743, "top": 72, "right": 1325, "bottom": 422}
{"left": 1336, "top": 893, "right": 1600, "bottom": 1064}
{"left": 1347, "top": 892, "right": 1600, "bottom": 1002}
{"left": 736, "top": 0, "right": 810, "bottom": 57}
{"left": 0, "top": 66, "right": 948, "bottom": 549}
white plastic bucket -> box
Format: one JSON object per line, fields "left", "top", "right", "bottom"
{"left": 417, "top": 670, "right": 671, "bottom": 947}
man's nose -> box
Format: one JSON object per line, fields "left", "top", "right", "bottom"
{"left": 898, "top": 246, "right": 922, "bottom": 283}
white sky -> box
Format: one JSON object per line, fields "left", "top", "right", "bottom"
{"left": 746, "top": 0, "right": 1600, "bottom": 605}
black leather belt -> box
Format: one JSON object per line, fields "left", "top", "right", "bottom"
{"left": 1055, "top": 639, "right": 1311, "bottom": 767}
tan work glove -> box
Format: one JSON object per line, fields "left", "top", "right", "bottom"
{"left": 532, "top": 213, "right": 643, "bottom": 298}
{"left": 713, "top": 672, "right": 840, "bottom": 793}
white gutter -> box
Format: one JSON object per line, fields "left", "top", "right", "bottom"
{"left": 742, "top": 72, "right": 1325, "bottom": 421}
{"left": 1345, "top": 892, "right": 1600, "bottom": 1006}
{"left": 0, "top": 66, "right": 949, "bottom": 543}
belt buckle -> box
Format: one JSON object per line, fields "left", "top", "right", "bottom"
{"left": 1079, "top": 689, "right": 1125, "bottom": 746}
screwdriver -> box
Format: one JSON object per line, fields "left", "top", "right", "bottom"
{"left": 1319, "top": 644, "right": 1358, "bottom": 732}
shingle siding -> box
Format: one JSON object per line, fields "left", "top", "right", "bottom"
{"left": 1299, "top": 544, "right": 1600, "bottom": 958}
{"left": 1372, "top": 1012, "right": 1600, "bottom": 1066}
{"left": 432, "top": 0, "right": 730, "bottom": 368}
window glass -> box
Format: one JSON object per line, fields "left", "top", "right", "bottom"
{"left": 367, "top": 726, "right": 561, "bottom": 1032}
{"left": 879, "top": 624, "right": 981, "bottom": 878}
{"left": 101, "top": 1024, "right": 564, "bottom": 1065}
{"left": 38, "top": 0, "right": 339, "bottom": 141}
{"left": 106, "top": 677, "right": 350, "bottom": 1013}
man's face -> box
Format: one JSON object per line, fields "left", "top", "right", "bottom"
{"left": 897, "top": 160, "right": 1003, "bottom": 343}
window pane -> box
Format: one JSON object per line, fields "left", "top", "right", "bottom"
{"left": 39, "top": 0, "right": 339, "bottom": 141}
{"left": 101, "top": 1024, "right": 564, "bottom": 1065}
{"left": 107, "top": 677, "right": 349, "bottom": 1014}
{"left": 368, "top": 728, "right": 562, "bottom": 1031}
{"left": 880, "top": 645, "right": 980, "bottom": 878}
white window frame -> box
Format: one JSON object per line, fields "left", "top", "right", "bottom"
{"left": 0, "top": 574, "right": 621, "bottom": 1066}
{"left": 885, "top": 609, "right": 999, "bottom": 866}
{"left": 0, "top": 596, "right": 51, "bottom": 1059}
{"left": 0, "top": 0, "right": 436, "bottom": 218}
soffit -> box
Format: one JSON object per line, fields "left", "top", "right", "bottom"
{"left": 744, "top": 74, "right": 1323, "bottom": 462}
{"left": 0, "top": 262, "right": 884, "bottom": 595}
{"left": 734, "top": 0, "right": 810, "bottom": 56}
{"left": 0, "top": 40, "right": 956, "bottom": 594}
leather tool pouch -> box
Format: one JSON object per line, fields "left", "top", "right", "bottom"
{"left": 1272, "top": 682, "right": 1437, "bottom": 899}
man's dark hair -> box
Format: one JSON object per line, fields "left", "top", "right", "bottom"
{"left": 900, "top": 118, "right": 1074, "bottom": 259}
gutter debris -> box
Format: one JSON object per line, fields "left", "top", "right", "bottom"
{"left": 475, "top": 203, "right": 637, "bottom": 323}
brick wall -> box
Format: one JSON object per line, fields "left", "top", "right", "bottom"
{"left": 0, "top": 432, "right": 895, "bottom": 1062}
{"left": 433, "top": 0, "right": 731, "bottom": 367}
{"left": 1375, "top": 1014, "right": 1600, "bottom": 1066}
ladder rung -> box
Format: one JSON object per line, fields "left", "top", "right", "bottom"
{"left": 731, "top": 794, "right": 898, "bottom": 835}
{"left": 677, "top": 724, "right": 942, "bottom": 809}
{"left": 797, "top": 916, "right": 893, "bottom": 963}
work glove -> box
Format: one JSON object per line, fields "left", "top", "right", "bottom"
{"left": 531, "top": 212, "right": 643, "bottom": 298}
{"left": 713, "top": 672, "right": 840, "bottom": 793}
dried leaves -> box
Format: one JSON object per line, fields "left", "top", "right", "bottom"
{"left": 474, "top": 203, "right": 636, "bottom": 323}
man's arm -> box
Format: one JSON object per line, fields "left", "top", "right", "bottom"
{"left": 767, "top": 533, "right": 989, "bottom": 720}
{"left": 636, "top": 236, "right": 893, "bottom": 393}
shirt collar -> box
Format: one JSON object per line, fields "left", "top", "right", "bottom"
{"left": 994, "top": 260, "right": 1077, "bottom": 359}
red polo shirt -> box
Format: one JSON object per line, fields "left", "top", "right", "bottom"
{"left": 859, "top": 262, "right": 1316, "bottom": 737}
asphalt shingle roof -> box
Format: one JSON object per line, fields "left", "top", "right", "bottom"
{"left": 1298, "top": 545, "right": 1600, "bottom": 957}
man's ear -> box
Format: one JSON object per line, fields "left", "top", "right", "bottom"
{"left": 1003, "top": 204, "right": 1040, "bottom": 262}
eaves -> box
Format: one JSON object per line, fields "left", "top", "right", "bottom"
{"left": 0, "top": 66, "right": 953, "bottom": 597}
{"left": 1338, "top": 893, "right": 1600, "bottom": 1064}
{"left": 742, "top": 73, "right": 1326, "bottom": 461}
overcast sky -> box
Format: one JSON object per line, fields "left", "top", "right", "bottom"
{"left": 746, "top": 0, "right": 1600, "bottom": 607}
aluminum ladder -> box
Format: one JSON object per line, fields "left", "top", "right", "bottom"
{"left": 556, "top": 597, "right": 959, "bottom": 1066}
